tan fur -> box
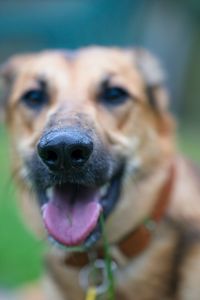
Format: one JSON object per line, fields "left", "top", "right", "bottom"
{"left": 1, "top": 47, "right": 200, "bottom": 300}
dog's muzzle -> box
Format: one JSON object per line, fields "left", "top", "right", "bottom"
{"left": 31, "top": 126, "right": 123, "bottom": 249}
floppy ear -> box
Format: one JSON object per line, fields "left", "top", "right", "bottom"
{"left": 129, "top": 48, "right": 169, "bottom": 113}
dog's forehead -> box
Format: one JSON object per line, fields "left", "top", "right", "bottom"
{"left": 18, "top": 51, "right": 70, "bottom": 77}
{"left": 75, "top": 47, "right": 133, "bottom": 67}
{"left": 18, "top": 48, "right": 139, "bottom": 80}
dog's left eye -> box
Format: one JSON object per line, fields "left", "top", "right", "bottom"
{"left": 98, "top": 86, "right": 130, "bottom": 105}
{"left": 21, "top": 89, "right": 48, "bottom": 109}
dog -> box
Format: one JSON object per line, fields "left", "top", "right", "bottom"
{"left": 1, "top": 47, "right": 200, "bottom": 300}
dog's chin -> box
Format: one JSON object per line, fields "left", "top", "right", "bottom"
{"left": 37, "top": 170, "right": 123, "bottom": 251}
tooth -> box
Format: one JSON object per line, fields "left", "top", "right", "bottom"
{"left": 100, "top": 183, "right": 110, "bottom": 197}
{"left": 46, "top": 187, "right": 53, "bottom": 199}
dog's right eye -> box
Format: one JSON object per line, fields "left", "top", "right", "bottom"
{"left": 21, "top": 89, "right": 48, "bottom": 109}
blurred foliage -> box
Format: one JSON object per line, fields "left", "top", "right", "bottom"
{"left": 0, "top": 126, "right": 43, "bottom": 288}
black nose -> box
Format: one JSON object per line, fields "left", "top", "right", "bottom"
{"left": 37, "top": 129, "right": 93, "bottom": 171}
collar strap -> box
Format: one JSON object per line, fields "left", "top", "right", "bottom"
{"left": 118, "top": 163, "right": 175, "bottom": 257}
{"left": 65, "top": 164, "right": 175, "bottom": 267}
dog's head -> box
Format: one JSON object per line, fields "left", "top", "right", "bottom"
{"left": 0, "top": 47, "right": 174, "bottom": 249}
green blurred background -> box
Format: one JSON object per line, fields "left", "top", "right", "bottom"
{"left": 0, "top": 0, "right": 199, "bottom": 290}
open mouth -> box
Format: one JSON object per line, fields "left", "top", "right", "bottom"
{"left": 40, "top": 172, "right": 122, "bottom": 249}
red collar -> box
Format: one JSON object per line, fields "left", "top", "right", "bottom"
{"left": 65, "top": 164, "right": 175, "bottom": 267}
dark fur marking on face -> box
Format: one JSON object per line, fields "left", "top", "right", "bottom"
{"left": 146, "top": 85, "right": 159, "bottom": 111}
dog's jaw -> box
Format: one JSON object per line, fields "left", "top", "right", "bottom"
{"left": 32, "top": 163, "right": 124, "bottom": 250}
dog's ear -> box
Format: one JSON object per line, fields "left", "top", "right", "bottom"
{"left": 0, "top": 54, "right": 31, "bottom": 121}
{"left": 126, "top": 48, "right": 175, "bottom": 135}
{"left": 128, "top": 48, "right": 169, "bottom": 113}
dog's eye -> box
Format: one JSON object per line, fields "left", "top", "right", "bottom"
{"left": 99, "top": 86, "right": 129, "bottom": 105}
{"left": 21, "top": 89, "right": 48, "bottom": 109}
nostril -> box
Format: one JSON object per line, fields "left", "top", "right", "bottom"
{"left": 45, "top": 150, "right": 58, "bottom": 163}
{"left": 71, "top": 149, "right": 84, "bottom": 161}
{"left": 71, "top": 149, "right": 85, "bottom": 161}
{"left": 69, "top": 146, "right": 91, "bottom": 166}
{"left": 38, "top": 143, "right": 60, "bottom": 168}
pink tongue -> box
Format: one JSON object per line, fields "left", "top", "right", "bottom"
{"left": 42, "top": 185, "right": 102, "bottom": 246}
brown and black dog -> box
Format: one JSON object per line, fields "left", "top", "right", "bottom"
{"left": 1, "top": 47, "right": 200, "bottom": 300}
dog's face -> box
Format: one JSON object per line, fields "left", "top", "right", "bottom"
{"left": 0, "top": 47, "right": 174, "bottom": 249}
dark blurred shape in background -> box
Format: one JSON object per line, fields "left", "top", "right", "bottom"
{"left": 0, "top": 0, "right": 200, "bottom": 127}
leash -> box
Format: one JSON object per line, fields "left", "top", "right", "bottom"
{"left": 100, "top": 214, "right": 115, "bottom": 300}
{"left": 85, "top": 287, "right": 97, "bottom": 300}
{"left": 79, "top": 257, "right": 117, "bottom": 300}
{"left": 79, "top": 215, "right": 116, "bottom": 300}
